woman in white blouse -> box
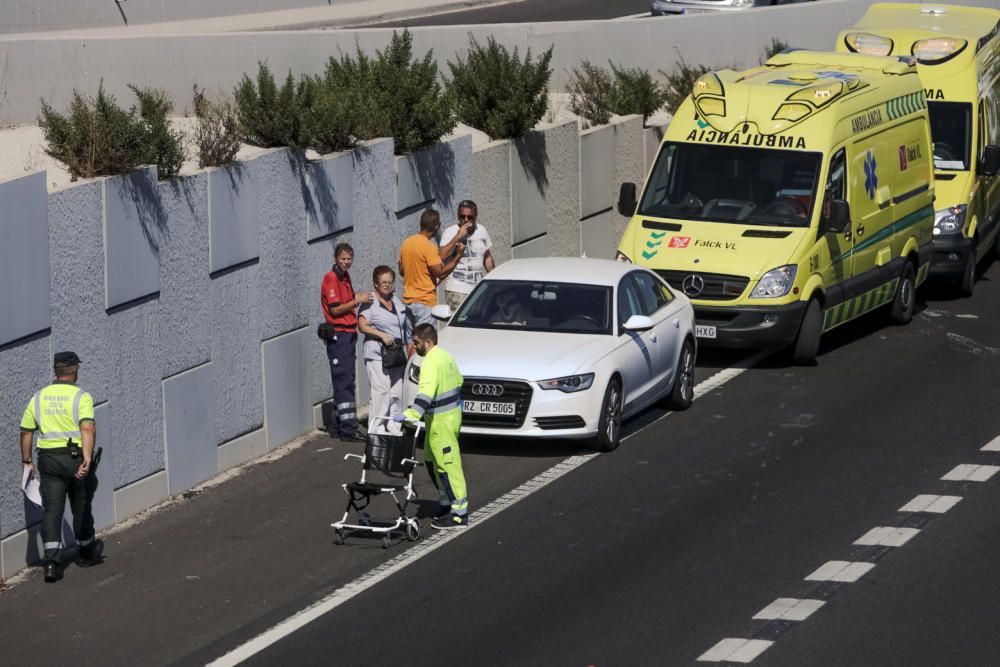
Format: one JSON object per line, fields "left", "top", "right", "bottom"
{"left": 358, "top": 266, "right": 410, "bottom": 434}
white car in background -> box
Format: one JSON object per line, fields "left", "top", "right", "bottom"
{"left": 402, "top": 258, "right": 697, "bottom": 451}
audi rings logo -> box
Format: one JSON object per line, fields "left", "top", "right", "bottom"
{"left": 682, "top": 274, "right": 705, "bottom": 297}
{"left": 472, "top": 383, "right": 504, "bottom": 397}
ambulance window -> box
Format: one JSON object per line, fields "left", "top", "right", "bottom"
{"left": 822, "top": 149, "right": 846, "bottom": 226}
{"left": 927, "top": 101, "right": 972, "bottom": 170}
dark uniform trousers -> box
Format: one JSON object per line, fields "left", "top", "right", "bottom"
{"left": 38, "top": 448, "right": 98, "bottom": 565}
{"left": 326, "top": 332, "right": 359, "bottom": 437}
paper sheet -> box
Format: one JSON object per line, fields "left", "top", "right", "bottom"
{"left": 22, "top": 465, "right": 42, "bottom": 507}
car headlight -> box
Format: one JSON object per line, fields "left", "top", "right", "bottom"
{"left": 615, "top": 251, "right": 632, "bottom": 263}
{"left": 406, "top": 363, "right": 420, "bottom": 384}
{"left": 933, "top": 205, "right": 966, "bottom": 236}
{"left": 538, "top": 373, "right": 595, "bottom": 393}
{"left": 750, "top": 265, "right": 797, "bottom": 298}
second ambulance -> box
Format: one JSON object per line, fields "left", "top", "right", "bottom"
{"left": 617, "top": 50, "right": 935, "bottom": 363}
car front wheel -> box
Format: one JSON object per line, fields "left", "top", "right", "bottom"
{"left": 593, "top": 379, "right": 623, "bottom": 452}
{"left": 665, "top": 339, "right": 696, "bottom": 411}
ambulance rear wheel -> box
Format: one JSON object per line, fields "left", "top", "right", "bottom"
{"left": 890, "top": 262, "right": 917, "bottom": 323}
{"left": 791, "top": 299, "right": 822, "bottom": 365}
{"left": 959, "top": 251, "right": 976, "bottom": 298}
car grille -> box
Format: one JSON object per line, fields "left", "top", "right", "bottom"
{"left": 461, "top": 378, "right": 532, "bottom": 428}
{"left": 654, "top": 270, "right": 750, "bottom": 301}
{"left": 533, "top": 415, "right": 586, "bottom": 430}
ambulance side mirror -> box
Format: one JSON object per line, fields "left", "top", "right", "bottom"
{"left": 618, "top": 182, "right": 637, "bottom": 217}
{"left": 826, "top": 199, "right": 851, "bottom": 234}
{"left": 980, "top": 145, "right": 1000, "bottom": 177}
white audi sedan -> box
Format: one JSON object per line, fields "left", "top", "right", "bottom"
{"left": 402, "top": 258, "right": 697, "bottom": 451}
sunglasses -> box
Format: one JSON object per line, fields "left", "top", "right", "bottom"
{"left": 458, "top": 214, "right": 477, "bottom": 221}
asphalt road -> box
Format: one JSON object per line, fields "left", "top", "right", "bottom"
{"left": 2, "top": 258, "right": 999, "bottom": 666}
{"left": 356, "top": 0, "right": 651, "bottom": 28}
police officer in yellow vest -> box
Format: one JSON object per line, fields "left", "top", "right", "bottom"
{"left": 20, "top": 352, "right": 103, "bottom": 582}
{"left": 395, "top": 323, "right": 469, "bottom": 529}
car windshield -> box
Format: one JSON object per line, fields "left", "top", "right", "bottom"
{"left": 927, "top": 101, "right": 972, "bottom": 171}
{"left": 450, "top": 280, "right": 613, "bottom": 335}
{"left": 638, "top": 142, "right": 822, "bottom": 227}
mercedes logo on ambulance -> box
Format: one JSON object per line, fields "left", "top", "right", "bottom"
{"left": 682, "top": 274, "right": 705, "bottom": 297}
{"left": 472, "top": 383, "right": 504, "bottom": 397}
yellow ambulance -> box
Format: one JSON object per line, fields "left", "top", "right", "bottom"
{"left": 616, "top": 50, "right": 935, "bottom": 363}
{"left": 837, "top": 3, "right": 1000, "bottom": 296}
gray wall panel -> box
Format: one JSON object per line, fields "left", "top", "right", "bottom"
{"left": 0, "top": 335, "right": 50, "bottom": 539}
{"left": 472, "top": 140, "right": 513, "bottom": 267}
{"left": 104, "top": 168, "right": 163, "bottom": 309}
{"left": 107, "top": 298, "right": 163, "bottom": 488}
{"left": 580, "top": 125, "right": 615, "bottom": 221}
{"left": 211, "top": 264, "right": 263, "bottom": 444}
{"left": 262, "top": 327, "right": 312, "bottom": 450}
{"left": 209, "top": 160, "right": 260, "bottom": 275}
{"left": 395, "top": 135, "right": 473, "bottom": 224}
{"left": 91, "top": 402, "right": 115, "bottom": 531}
{"left": 538, "top": 121, "right": 581, "bottom": 258}
{"left": 163, "top": 363, "right": 216, "bottom": 495}
{"left": 511, "top": 130, "right": 548, "bottom": 245}
{"left": 581, "top": 210, "right": 615, "bottom": 261}
{"left": 612, "top": 116, "right": 647, "bottom": 245}
{"left": 0, "top": 172, "right": 50, "bottom": 345}
{"left": 512, "top": 235, "right": 549, "bottom": 260}
{"left": 158, "top": 174, "right": 211, "bottom": 378}
{"left": 303, "top": 150, "right": 355, "bottom": 243}
{"left": 644, "top": 124, "right": 667, "bottom": 177}
{"left": 48, "top": 181, "right": 110, "bottom": 405}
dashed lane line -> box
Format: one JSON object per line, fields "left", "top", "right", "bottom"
{"left": 752, "top": 598, "right": 825, "bottom": 622}
{"left": 899, "top": 494, "right": 962, "bottom": 513}
{"left": 854, "top": 527, "right": 920, "bottom": 548}
{"left": 805, "top": 560, "right": 876, "bottom": 583}
{"left": 980, "top": 436, "right": 1000, "bottom": 451}
{"left": 209, "top": 351, "right": 771, "bottom": 666}
{"left": 941, "top": 464, "right": 1000, "bottom": 482}
{"left": 699, "top": 638, "right": 775, "bottom": 663}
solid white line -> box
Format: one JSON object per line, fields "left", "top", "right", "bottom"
{"left": 853, "top": 526, "right": 919, "bottom": 547}
{"left": 209, "top": 353, "right": 767, "bottom": 665}
{"left": 899, "top": 494, "right": 962, "bottom": 514}
{"left": 752, "top": 597, "right": 825, "bottom": 621}
{"left": 941, "top": 464, "right": 1000, "bottom": 482}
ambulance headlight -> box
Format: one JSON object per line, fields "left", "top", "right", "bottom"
{"left": 751, "top": 265, "right": 797, "bottom": 298}
{"left": 912, "top": 38, "right": 967, "bottom": 64}
{"left": 844, "top": 32, "right": 893, "bottom": 57}
{"left": 933, "top": 205, "right": 966, "bottom": 236}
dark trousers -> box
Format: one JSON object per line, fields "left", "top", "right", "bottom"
{"left": 38, "top": 449, "right": 97, "bottom": 565}
{"left": 326, "top": 332, "right": 358, "bottom": 437}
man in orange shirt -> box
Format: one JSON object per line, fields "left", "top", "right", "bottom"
{"left": 398, "top": 208, "right": 467, "bottom": 335}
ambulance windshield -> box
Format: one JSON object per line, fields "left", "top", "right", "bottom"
{"left": 639, "top": 143, "right": 821, "bottom": 228}
{"left": 927, "top": 101, "right": 971, "bottom": 171}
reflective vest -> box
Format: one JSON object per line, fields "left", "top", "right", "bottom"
{"left": 20, "top": 382, "right": 95, "bottom": 449}
{"left": 405, "top": 346, "right": 463, "bottom": 421}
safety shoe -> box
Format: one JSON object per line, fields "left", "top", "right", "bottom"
{"left": 43, "top": 562, "right": 59, "bottom": 583}
{"left": 340, "top": 432, "right": 366, "bottom": 444}
{"left": 433, "top": 505, "right": 452, "bottom": 519}
{"left": 77, "top": 540, "right": 104, "bottom": 568}
{"left": 431, "top": 515, "right": 469, "bottom": 530}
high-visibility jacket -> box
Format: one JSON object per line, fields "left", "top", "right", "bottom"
{"left": 20, "top": 382, "right": 95, "bottom": 448}
{"left": 404, "top": 346, "right": 463, "bottom": 422}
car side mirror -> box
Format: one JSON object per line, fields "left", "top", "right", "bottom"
{"left": 826, "top": 199, "right": 851, "bottom": 234}
{"left": 980, "top": 145, "right": 1000, "bottom": 177}
{"left": 621, "top": 314, "right": 654, "bottom": 332}
{"left": 618, "top": 182, "right": 637, "bottom": 217}
{"left": 431, "top": 304, "right": 452, "bottom": 321}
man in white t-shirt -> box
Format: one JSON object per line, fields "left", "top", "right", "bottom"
{"left": 439, "top": 199, "right": 495, "bottom": 312}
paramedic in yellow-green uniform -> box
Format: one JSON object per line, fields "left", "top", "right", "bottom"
{"left": 20, "top": 352, "right": 103, "bottom": 582}
{"left": 396, "top": 323, "right": 469, "bottom": 529}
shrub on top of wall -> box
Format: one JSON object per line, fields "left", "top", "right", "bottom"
{"left": 659, "top": 53, "right": 715, "bottom": 116}
{"left": 325, "top": 30, "right": 455, "bottom": 155}
{"left": 193, "top": 85, "right": 241, "bottom": 169}
{"left": 446, "top": 36, "right": 554, "bottom": 140}
{"left": 568, "top": 60, "right": 667, "bottom": 128}
{"left": 234, "top": 63, "right": 309, "bottom": 148}
{"left": 300, "top": 70, "right": 366, "bottom": 154}
{"left": 38, "top": 82, "right": 185, "bottom": 181}
{"left": 761, "top": 37, "right": 790, "bottom": 64}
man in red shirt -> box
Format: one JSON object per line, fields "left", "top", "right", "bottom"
{"left": 321, "top": 242, "right": 372, "bottom": 442}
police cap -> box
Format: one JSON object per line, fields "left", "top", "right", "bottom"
{"left": 53, "top": 351, "right": 82, "bottom": 368}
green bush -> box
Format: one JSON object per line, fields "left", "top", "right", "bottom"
{"left": 234, "top": 63, "right": 308, "bottom": 148}
{"left": 659, "top": 53, "right": 714, "bottom": 116}
{"left": 39, "top": 82, "right": 184, "bottom": 181}
{"left": 325, "top": 30, "right": 455, "bottom": 154}
{"left": 299, "top": 75, "right": 364, "bottom": 154}
{"left": 569, "top": 61, "right": 668, "bottom": 127}
{"left": 761, "top": 37, "right": 790, "bottom": 64}
{"left": 193, "top": 85, "right": 241, "bottom": 169}
{"left": 130, "top": 85, "right": 186, "bottom": 179}
{"left": 446, "top": 36, "right": 553, "bottom": 140}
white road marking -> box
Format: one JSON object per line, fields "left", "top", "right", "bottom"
{"left": 899, "top": 494, "right": 962, "bottom": 513}
{"left": 955, "top": 314, "right": 978, "bottom": 319}
{"left": 941, "top": 464, "right": 1000, "bottom": 482}
{"left": 316, "top": 447, "right": 332, "bottom": 453}
{"left": 980, "top": 436, "right": 1000, "bottom": 452}
{"left": 854, "top": 526, "right": 920, "bottom": 547}
{"left": 209, "top": 355, "right": 768, "bottom": 666}
{"left": 805, "top": 560, "right": 875, "bottom": 582}
{"left": 698, "top": 638, "right": 774, "bottom": 663}
{"left": 752, "top": 598, "right": 825, "bottom": 621}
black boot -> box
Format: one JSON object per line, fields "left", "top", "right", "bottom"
{"left": 43, "top": 562, "right": 59, "bottom": 583}
{"left": 78, "top": 540, "right": 104, "bottom": 568}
